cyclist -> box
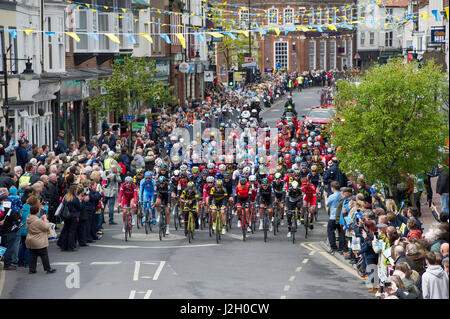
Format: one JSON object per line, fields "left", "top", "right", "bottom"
{"left": 118, "top": 176, "right": 138, "bottom": 228}
{"left": 300, "top": 176, "right": 317, "bottom": 230}
{"left": 272, "top": 173, "right": 286, "bottom": 226}
{"left": 180, "top": 181, "right": 200, "bottom": 230}
{"left": 133, "top": 168, "right": 145, "bottom": 185}
{"left": 189, "top": 166, "right": 201, "bottom": 183}
{"left": 216, "top": 164, "right": 227, "bottom": 181}
{"left": 223, "top": 172, "right": 234, "bottom": 208}
{"left": 139, "top": 171, "right": 156, "bottom": 225}
{"left": 170, "top": 169, "right": 181, "bottom": 218}
{"left": 257, "top": 178, "right": 274, "bottom": 232}
{"left": 285, "top": 180, "right": 303, "bottom": 238}
{"left": 203, "top": 175, "right": 215, "bottom": 217}
{"left": 152, "top": 176, "right": 171, "bottom": 235}
{"left": 235, "top": 177, "right": 251, "bottom": 232}
{"left": 209, "top": 179, "right": 228, "bottom": 235}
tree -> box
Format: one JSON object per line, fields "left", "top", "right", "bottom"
{"left": 87, "top": 57, "right": 177, "bottom": 121}
{"left": 330, "top": 59, "right": 449, "bottom": 199}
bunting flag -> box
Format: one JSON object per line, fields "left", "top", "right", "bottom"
{"left": 420, "top": 11, "right": 429, "bottom": 20}
{"left": 194, "top": 33, "right": 205, "bottom": 42}
{"left": 208, "top": 32, "right": 223, "bottom": 38}
{"left": 140, "top": 33, "right": 153, "bottom": 44}
{"left": 175, "top": 33, "right": 185, "bottom": 48}
{"left": 127, "top": 34, "right": 136, "bottom": 45}
{"left": 45, "top": 31, "right": 55, "bottom": 37}
{"left": 239, "top": 30, "right": 249, "bottom": 37}
{"left": 273, "top": 28, "right": 280, "bottom": 36}
{"left": 431, "top": 10, "right": 441, "bottom": 21}
{"left": 24, "top": 29, "right": 35, "bottom": 35}
{"left": 7, "top": 29, "right": 17, "bottom": 39}
{"left": 224, "top": 31, "right": 236, "bottom": 39}
{"left": 105, "top": 33, "right": 120, "bottom": 44}
{"left": 326, "top": 24, "right": 337, "bottom": 31}
{"left": 445, "top": 7, "right": 449, "bottom": 20}
{"left": 160, "top": 33, "right": 171, "bottom": 44}
{"left": 87, "top": 33, "right": 99, "bottom": 40}
{"left": 65, "top": 32, "right": 80, "bottom": 42}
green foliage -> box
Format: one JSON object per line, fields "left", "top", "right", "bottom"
{"left": 87, "top": 57, "right": 177, "bottom": 119}
{"left": 330, "top": 58, "right": 449, "bottom": 186}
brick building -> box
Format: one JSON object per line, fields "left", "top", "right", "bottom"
{"left": 215, "top": 0, "right": 357, "bottom": 80}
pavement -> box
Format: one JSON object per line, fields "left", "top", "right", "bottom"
{"left": 0, "top": 87, "right": 400, "bottom": 299}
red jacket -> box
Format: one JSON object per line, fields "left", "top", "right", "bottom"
{"left": 407, "top": 229, "right": 422, "bottom": 240}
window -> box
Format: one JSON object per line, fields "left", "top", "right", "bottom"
{"left": 369, "top": 32, "right": 375, "bottom": 45}
{"left": 360, "top": 7, "right": 365, "bottom": 19}
{"left": 8, "top": 27, "right": 18, "bottom": 73}
{"left": 385, "top": 31, "right": 393, "bottom": 47}
{"left": 319, "top": 9, "right": 325, "bottom": 24}
{"left": 319, "top": 41, "right": 326, "bottom": 70}
{"left": 134, "top": 20, "right": 140, "bottom": 46}
{"left": 309, "top": 41, "right": 316, "bottom": 70}
{"left": 348, "top": 39, "right": 352, "bottom": 67}
{"left": 284, "top": 8, "right": 294, "bottom": 25}
{"left": 274, "top": 41, "right": 288, "bottom": 70}
{"left": 0, "top": 27, "right": 4, "bottom": 73}
{"left": 268, "top": 8, "right": 278, "bottom": 25}
{"left": 99, "top": 13, "right": 110, "bottom": 50}
{"left": 386, "top": 8, "right": 393, "bottom": 23}
{"left": 309, "top": 8, "right": 315, "bottom": 24}
{"left": 332, "top": 8, "right": 337, "bottom": 23}
{"left": 239, "top": 9, "right": 249, "bottom": 27}
{"left": 75, "top": 10, "right": 88, "bottom": 50}
{"left": 330, "top": 41, "right": 336, "bottom": 70}
{"left": 360, "top": 32, "right": 365, "bottom": 46}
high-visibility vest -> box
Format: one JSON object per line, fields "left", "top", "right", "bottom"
{"left": 104, "top": 157, "right": 114, "bottom": 170}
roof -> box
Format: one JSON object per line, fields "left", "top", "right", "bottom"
{"left": 376, "top": 0, "right": 409, "bottom": 7}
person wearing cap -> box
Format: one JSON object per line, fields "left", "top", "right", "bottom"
{"left": 16, "top": 139, "right": 29, "bottom": 171}
{"left": 54, "top": 130, "right": 67, "bottom": 156}
{"left": 103, "top": 165, "right": 121, "bottom": 225}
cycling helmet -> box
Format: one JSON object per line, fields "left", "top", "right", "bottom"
{"left": 249, "top": 175, "right": 256, "bottom": 182}
{"left": 180, "top": 164, "right": 188, "bottom": 171}
{"left": 314, "top": 141, "right": 320, "bottom": 147}
{"left": 173, "top": 170, "right": 180, "bottom": 176}
{"left": 289, "top": 149, "right": 296, "bottom": 156}
{"left": 144, "top": 171, "right": 152, "bottom": 178}
{"left": 312, "top": 155, "right": 320, "bottom": 162}
{"left": 328, "top": 160, "right": 334, "bottom": 167}
{"left": 294, "top": 169, "right": 301, "bottom": 176}
{"left": 239, "top": 177, "right": 247, "bottom": 185}
{"left": 311, "top": 165, "right": 318, "bottom": 172}
{"left": 286, "top": 168, "right": 293, "bottom": 174}
{"left": 170, "top": 135, "right": 178, "bottom": 142}
{"left": 276, "top": 165, "right": 283, "bottom": 171}
{"left": 295, "top": 156, "right": 302, "bottom": 163}
{"left": 223, "top": 172, "right": 231, "bottom": 179}
{"left": 307, "top": 142, "right": 313, "bottom": 147}
{"left": 302, "top": 144, "right": 308, "bottom": 149}
{"left": 291, "top": 181, "right": 299, "bottom": 189}
{"left": 305, "top": 155, "right": 312, "bottom": 161}
{"left": 243, "top": 167, "right": 251, "bottom": 174}
{"left": 155, "top": 158, "right": 163, "bottom": 167}
{"left": 202, "top": 169, "right": 209, "bottom": 176}
{"left": 187, "top": 181, "right": 195, "bottom": 189}
{"left": 125, "top": 176, "right": 133, "bottom": 183}
{"left": 291, "top": 142, "right": 297, "bottom": 148}
{"left": 160, "top": 163, "right": 167, "bottom": 169}
{"left": 207, "top": 162, "right": 215, "bottom": 169}
{"left": 191, "top": 166, "right": 199, "bottom": 174}
{"left": 327, "top": 148, "right": 333, "bottom": 154}
{"left": 136, "top": 168, "right": 144, "bottom": 174}
{"left": 310, "top": 131, "right": 316, "bottom": 137}
{"left": 219, "top": 164, "right": 226, "bottom": 171}
{"left": 284, "top": 154, "right": 291, "bottom": 160}
{"left": 301, "top": 177, "right": 309, "bottom": 185}
{"left": 275, "top": 173, "right": 282, "bottom": 180}
{"left": 300, "top": 162, "right": 308, "bottom": 169}
{"left": 262, "top": 178, "right": 269, "bottom": 185}
{"left": 206, "top": 176, "right": 215, "bottom": 183}
{"left": 172, "top": 155, "right": 180, "bottom": 163}
{"left": 158, "top": 176, "right": 166, "bottom": 183}
{"left": 215, "top": 179, "right": 223, "bottom": 186}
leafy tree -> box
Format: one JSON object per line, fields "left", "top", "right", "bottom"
{"left": 330, "top": 59, "right": 449, "bottom": 198}
{"left": 87, "top": 57, "right": 177, "bottom": 121}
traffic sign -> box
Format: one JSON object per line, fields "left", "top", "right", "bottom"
{"left": 179, "top": 62, "right": 190, "bottom": 73}
{"left": 132, "top": 122, "right": 145, "bottom": 131}
{"left": 244, "top": 57, "right": 255, "bottom": 63}
{"left": 276, "top": 62, "right": 282, "bottom": 69}
{"left": 242, "top": 62, "right": 257, "bottom": 68}
{"left": 354, "top": 52, "right": 361, "bottom": 60}
{"left": 204, "top": 71, "right": 214, "bottom": 82}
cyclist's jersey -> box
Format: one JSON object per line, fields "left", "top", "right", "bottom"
{"left": 257, "top": 185, "right": 273, "bottom": 203}
{"left": 249, "top": 183, "right": 259, "bottom": 202}
{"left": 119, "top": 182, "right": 138, "bottom": 206}
{"left": 300, "top": 169, "right": 310, "bottom": 179}
{"left": 156, "top": 183, "right": 170, "bottom": 201}
{"left": 300, "top": 183, "right": 316, "bottom": 201}
{"left": 139, "top": 178, "right": 155, "bottom": 203}
{"left": 215, "top": 172, "right": 225, "bottom": 181}
{"left": 181, "top": 190, "right": 198, "bottom": 206}
{"left": 210, "top": 186, "right": 228, "bottom": 202}
{"left": 286, "top": 185, "right": 302, "bottom": 202}
{"left": 170, "top": 176, "right": 180, "bottom": 193}
{"left": 272, "top": 180, "right": 285, "bottom": 197}
{"left": 178, "top": 178, "right": 188, "bottom": 195}
{"left": 308, "top": 173, "right": 321, "bottom": 189}
{"left": 235, "top": 183, "right": 250, "bottom": 198}
{"left": 133, "top": 175, "right": 144, "bottom": 185}
{"left": 197, "top": 177, "right": 207, "bottom": 196}
{"left": 223, "top": 179, "right": 234, "bottom": 197}
{"left": 202, "top": 183, "right": 214, "bottom": 203}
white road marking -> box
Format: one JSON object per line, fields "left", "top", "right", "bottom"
{"left": 129, "top": 290, "right": 136, "bottom": 299}
{"left": 133, "top": 261, "right": 141, "bottom": 281}
{"left": 143, "top": 290, "right": 152, "bottom": 299}
{"left": 319, "top": 251, "right": 364, "bottom": 281}
{"left": 284, "top": 285, "right": 290, "bottom": 291}
{"left": 289, "top": 276, "right": 296, "bottom": 282}
{"left": 280, "top": 296, "right": 286, "bottom": 299}
{"left": 295, "top": 267, "right": 302, "bottom": 272}
{"left": 51, "top": 262, "right": 81, "bottom": 265}
{"left": 302, "top": 258, "right": 309, "bottom": 264}
{"left": 90, "top": 261, "right": 122, "bottom": 265}
{"left": 141, "top": 276, "right": 152, "bottom": 279}
{"left": 309, "top": 250, "right": 316, "bottom": 256}
{"left": 153, "top": 261, "right": 166, "bottom": 281}
{"left": 300, "top": 243, "right": 314, "bottom": 251}
{"left": 90, "top": 243, "right": 219, "bottom": 249}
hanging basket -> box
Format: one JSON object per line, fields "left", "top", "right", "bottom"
{"left": 37, "top": 108, "right": 45, "bottom": 116}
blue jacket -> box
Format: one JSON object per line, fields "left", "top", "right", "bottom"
{"left": 15, "top": 145, "right": 29, "bottom": 169}
{"left": 84, "top": 189, "right": 102, "bottom": 213}
{"left": 358, "top": 235, "right": 378, "bottom": 261}
{"left": 65, "top": 196, "right": 81, "bottom": 218}
{"left": 55, "top": 136, "right": 67, "bottom": 155}
{"left": 20, "top": 204, "right": 31, "bottom": 236}
{"left": 140, "top": 178, "right": 155, "bottom": 203}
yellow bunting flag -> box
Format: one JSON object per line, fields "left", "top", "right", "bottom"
{"left": 273, "top": 28, "right": 280, "bottom": 36}
{"left": 24, "top": 29, "right": 35, "bottom": 35}
{"left": 175, "top": 33, "right": 185, "bottom": 48}
{"left": 239, "top": 30, "right": 249, "bottom": 37}
{"left": 122, "top": 8, "right": 126, "bottom": 13}
{"left": 86, "top": 3, "right": 90, "bottom": 8}
{"left": 104, "top": 6, "right": 108, "bottom": 9}
{"left": 140, "top": 33, "right": 153, "bottom": 44}
{"left": 420, "top": 11, "right": 429, "bottom": 20}
{"left": 208, "top": 32, "right": 223, "bottom": 38}
{"left": 445, "top": 7, "right": 449, "bottom": 20}
{"left": 65, "top": 32, "right": 80, "bottom": 42}
{"left": 105, "top": 33, "right": 120, "bottom": 44}
{"left": 327, "top": 24, "right": 337, "bottom": 31}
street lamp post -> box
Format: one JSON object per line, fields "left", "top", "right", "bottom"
{"left": 1, "top": 45, "right": 36, "bottom": 129}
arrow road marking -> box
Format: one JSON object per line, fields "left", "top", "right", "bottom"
{"left": 133, "top": 261, "right": 141, "bottom": 281}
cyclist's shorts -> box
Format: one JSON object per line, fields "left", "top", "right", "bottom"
{"left": 275, "top": 193, "right": 284, "bottom": 201}
{"left": 211, "top": 198, "right": 227, "bottom": 210}
{"left": 121, "top": 197, "right": 133, "bottom": 208}
{"left": 236, "top": 196, "right": 249, "bottom": 208}
{"left": 142, "top": 201, "right": 153, "bottom": 212}
{"left": 287, "top": 200, "right": 302, "bottom": 212}
{"left": 260, "top": 197, "right": 272, "bottom": 206}
{"left": 157, "top": 195, "right": 170, "bottom": 206}
{"left": 183, "top": 205, "right": 198, "bottom": 211}
{"left": 303, "top": 196, "right": 316, "bottom": 207}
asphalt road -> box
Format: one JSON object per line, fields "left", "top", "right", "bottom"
{"left": 0, "top": 88, "right": 370, "bottom": 299}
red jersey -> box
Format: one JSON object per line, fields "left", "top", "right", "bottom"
{"left": 301, "top": 184, "right": 316, "bottom": 200}
{"left": 119, "top": 183, "right": 138, "bottom": 206}
{"left": 235, "top": 183, "right": 250, "bottom": 198}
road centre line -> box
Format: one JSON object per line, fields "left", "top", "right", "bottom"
{"left": 295, "top": 267, "right": 302, "bottom": 272}
{"left": 280, "top": 296, "right": 286, "bottom": 299}
{"left": 133, "top": 261, "right": 141, "bottom": 281}
{"left": 51, "top": 262, "right": 81, "bottom": 265}
{"left": 129, "top": 290, "right": 136, "bottom": 299}
{"left": 153, "top": 261, "right": 166, "bottom": 281}
{"left": 289, "top": 276, "right": 296, "bottom": 282}
{"left": 302, "top": 258, "right": 309, "bottom": 264}
{"left": 283, "top": 285, "right": 290, "bottom": 291}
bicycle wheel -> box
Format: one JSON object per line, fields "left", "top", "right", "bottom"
{"left": 173, "top": 205, "right": 178, "bottom": 231}
{"left": 273, "top": 206, "right": 279, "bottom": 236}
{"left": 304, "top": 207, "right": 309, "bottom": 239}
{"left": 292, "top": 210, "right": 297, "bottom": 244}
{"left": 208, "top": 211, "right": 212, "bottom": 237}
{"left": 241, "top": 212, "right": 246, "bottom": 241}
{"left": 187, "top": 213, "right": 192, "bottom": 243}
{"left": 124, "top": 213, "right": 129, "bottom": 241}
{"left": 190, "top": 212, "right": 194, "bottom": 241}
{"left": 159, "top": 211, "right": 164, "bottom": 241}
{"left": 251, "top": 208, "right": 256, "bottom": 234}
{"left": 263, "top": 212, "right": 268, "bottom": 243}
{"left": 144, "top": 211, "right": 149, "bottom": 234}
{"left": 216, "top": 214, "right": 220, "bottom": 244}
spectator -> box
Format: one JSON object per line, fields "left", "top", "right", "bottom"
{"left": 25, "top": 205, "right": 56, "bottom": 274}
{"left": 421, "top": 251, "right": 449, "bottom": 299}
{"left": 29, "top": 165, "right": 47, "bottom": 185}
{"left": 102, "top": 165, "right": 121, "bottom": 225}
{"left": 394, "top": 262, "right": 421, "bottom": 297}
{"left": 54, "top": 130, "right": 67, "bottom": 156}
{"left": 17, "top": 203, "right": 31, "bottom": 268}
{"left": 393, "top": 244, "right": 415, "bottom": 269}
{"left": 406, "top": 218, "right": 422, "bottom": 240}
{"left": 15, "top": 139, "right": 29, "bottom": 170}
{"left": 56, "top": 185, "right": 81, "bottom": 252}
{"left": 406, "top": 243, "right": 426, "bottom": 275}
{"left": 0, "top": 166, "right": 15, "bottom": 189}
{"left": 357, "top": 219, "right": 379, "bottom": 293}
{"left": 441, "top": 242, "right": 449, "bottom": 261}
{"left": 436, "top": 164, "right": 449, "bottom": 214}
{"left": 325, "top": 181, "right": 344, "bottom": 254}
